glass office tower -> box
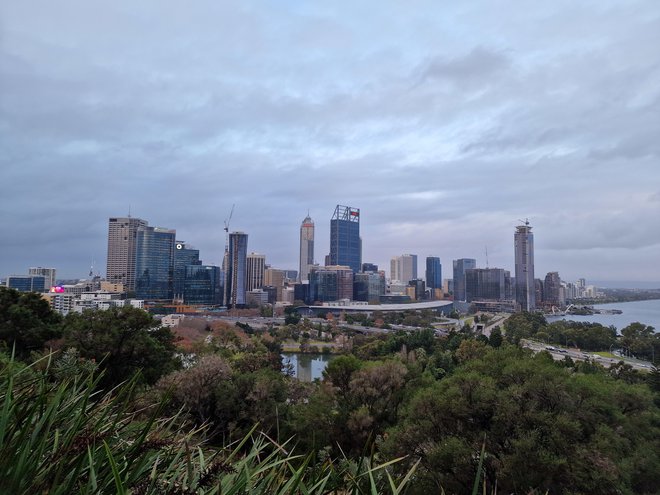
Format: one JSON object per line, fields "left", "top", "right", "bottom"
{"left": 135, "top": 226, "right": 176, "bottom": 300}
{"left": 329, "top": 205, "right": 361, "bottom": 274}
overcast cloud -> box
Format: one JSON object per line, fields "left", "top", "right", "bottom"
{"left": 1, "top": 0, "right": 659, "bottom": 285}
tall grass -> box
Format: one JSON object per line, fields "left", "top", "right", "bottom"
{"left": 0, "top": 351, "right": 417, "bottom": 494}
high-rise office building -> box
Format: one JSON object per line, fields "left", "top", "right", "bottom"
{"left": 135, "top": 226, "right": 176, "bottom": 300}
{"left": 465, "top": 268, "right": 510, "bottom": 302}
{"left": 309, "top": 265, "right": 353, "bottom": 303}
{"left": 390, "top": 254, "right": 417, "bottom": 283}
{"left": 329, "top": 205, "right": 361, "bottom": 274}
{"left": 425, "top": 257, "right": 442, "bottom": 289}
{"left": 226, "top": 232, "right": 248, "bottom": 307}
{"left": 106, "top": 216, "right": 148, "bottom": 291}
{"left": 184, "top": 265, "right": 223, "bottom": 305}
{"left": 514, "top": 221, "right": 535, "bottom": 311}
{"left": 543, "top": 272, "right": 561, "bottom": 307}
{"left": 246, "top": 253, "right": 266, "bottom": 291}
{"left": 28, "top": 267, "right": 56, "bottom": 290}
{"left": 353, "top": 271, "right": 386, "bottom": 302}
{"left": 299, "top": 215, "right": 315, "bottom": 282}
{"left": 452, "top": 258, "right": 477, "bottom": 302}
{"left": 264, "top": 268, "right": 285, "bottom": 301}
{"left": 173, "top": 241, "right": 201, "bottom": 299}
{"left": 6, "top": 275, "right": 46, "bottom": 292}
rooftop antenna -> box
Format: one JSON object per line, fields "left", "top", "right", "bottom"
{"left": 128, "top": 204, "right": 132, "bottom": 218}
{"left": 89, "top": 260, "right": 94, "bottom": 277}
{"left": 485, "top": 246, "right": 489, "bottom": 268}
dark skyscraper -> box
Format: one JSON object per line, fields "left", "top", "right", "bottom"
{"left": 329, "top": 205, "right": 361, "bottom": 274}
{"left": 452, "top": 258, "right": 476, "bottom": 302}
{"left": 184, "top": 265, "right": 223, "bottom": 305}
{"left": 544, "top": 271, "right": 561, "bottom": 307}
{"left": 515, "top": 220, "right": 535, "bottom": 311}
{"left": 173, "top": 241, "right": 201, "bottom": 300}
{"left": 226, "top": 232, "right": 248, "bottom": 307}
{"left": 425, "top": 256, "right": 442, "bottom": 289}
{"left": 135, "top": 226, "right": 176, "bottom": 300}
{"left": 465, "top": 268, "right": 509, "bottom": 302}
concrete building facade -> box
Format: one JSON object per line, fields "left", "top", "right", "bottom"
{"left": 106, "top": 216, "right": 148, "bottom": 291}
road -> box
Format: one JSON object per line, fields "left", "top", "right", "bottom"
{"left": 521, "top": 339, "right": 654, "bottom": 371}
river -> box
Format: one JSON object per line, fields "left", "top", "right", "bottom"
{"left": 546, "top": 299, "right": 660, "bottom": 332}
{"left": 281, "top": 353, "right": 335, "bottom": 381}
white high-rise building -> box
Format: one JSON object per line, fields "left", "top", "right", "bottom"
{"left": 106, "top": 217, "right": 148, "bottom": 291}
{"left": 28, "top": 267, "right": 56, "bottom": 289}
{"left": 514, "top": 220, "right": 535, "bottom": 311}
{"left": 390, "top": 254, "right": 417, "bottom": 284}
{"left": 299, "top": 215, "right": 315, "bottom": 282}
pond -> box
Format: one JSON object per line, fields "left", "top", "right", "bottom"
{"left": 281, "top": 353, "right": 335, "bottom": 381}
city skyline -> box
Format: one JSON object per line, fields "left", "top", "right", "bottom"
{"left": 2, "top": 1, "right": 660, "bottom": 286}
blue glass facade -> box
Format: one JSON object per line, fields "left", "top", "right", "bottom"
{"left": 135, "top": 227, "right": 176, "bottom": 300}
{"left": 6, "top": 275, "right": 46, "bottom": 292}
{"left": 452, "top": 258, "right": 476, "bottom": 302}
{"left": 425, "top": 257, "right": 442, "bottom": 289}
{"left": 329, "top": 205, "right": 361, "bottom": 274}
{"left": 184, "top": 265, "right": 223, "bottom": 305}
{"left": 173, "top": 242, "right": 201, "bottom": 298}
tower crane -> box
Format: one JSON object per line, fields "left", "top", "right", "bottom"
{"left": 223, "top": 204, "right": 235, "bottom": 307}
{"left": 224, "top": 203, "right": 235, "bottom": 258}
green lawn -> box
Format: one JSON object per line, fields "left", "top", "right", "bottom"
{"left": 594, "top": 351, "right": 617, "bottom": 358}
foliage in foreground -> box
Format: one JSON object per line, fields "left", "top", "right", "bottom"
{"left": 0, "top": 351, "right": 416, "bottom": 494}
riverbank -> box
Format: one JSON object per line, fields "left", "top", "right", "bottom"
{"left": 546, "top": 299, "right": 660, "bottom": 332}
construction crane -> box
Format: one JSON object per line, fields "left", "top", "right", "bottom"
{"left": 223, "top": 204, "right": 235, "bottom": 307}
{"left": 224, "top": 203, "right": 235, "bottom": 254}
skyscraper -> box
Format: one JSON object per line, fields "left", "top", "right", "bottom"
{"left": 106, "top": 216, "right": 148, "bottom": 291}
{"left": 226, "top": 232, "right": 248, "bottom": 308}
{"left": 465, "top": 268, "right": 509, "bottom": 302}
{"left": 329, "top": 205, "right": 361, "bottom": 274}
{"left": 309, "top": 265, "right": 353, "bottom": 303}
{"left": 135, "top": 226, "right": 176, "bottom": 300}
{"left": 544, "top": 272, "right": 561, "bottom": 307}
{"left": 173, "top": 241, "right": 201, "bottom": 300}
{"left": 184, "top": 265, "right": 223, "bottom": 305}
{"left": 246, "top": 253, "right": 266, "bottom": 291}
{"left": 390, "top": 254, "right": 417, "bottom": 283}
{"left": 514, "top": 220, "right": 535, "bottom": 311}
{"left": 425, "top": 257, "right": 442, "bottom": 289}
{"left": 299, "top": 215, "right": 315, "bottom": 282}
{"left": 452, "top": 258, "right": 477, "bottom": 302}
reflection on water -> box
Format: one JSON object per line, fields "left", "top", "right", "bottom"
{"left": 281, "top": 353, "right": 335, "bottom": 382}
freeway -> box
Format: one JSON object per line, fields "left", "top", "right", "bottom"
{"left": 521, "top": 339, "right": 655, "bottom": 371}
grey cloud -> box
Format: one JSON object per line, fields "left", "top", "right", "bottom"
{"left": 419, "top": 47, "right": 510, "bottom": 85}
{"left": 2, "top": 0, "right": 660, "bottom": 283}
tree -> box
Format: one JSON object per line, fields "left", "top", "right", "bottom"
{"left": 488, "top": 327, "right": 503, "bottom": 348}
{"left": 284, "top": 306, "right": 301, "bottom": 325}
{"left": 0, "top": 287, "right": 62, "bottom": 359}
{"left": 620, "top": 322, "right": 658, "bottom": 362}
{"left": 383, "top": 345, "right": 660, "bottom": 494}
{"left": 62, "top": 306, "right": 180, "bottom": 388}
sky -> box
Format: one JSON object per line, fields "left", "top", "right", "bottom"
{"left": 1, "top": 0, "right": 659, "bottom": 287}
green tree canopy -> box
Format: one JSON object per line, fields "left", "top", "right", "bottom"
{"left": 0, "top": 287, "right": 62, "bottom": 359}
{"left": 62, "top": 306, "right": 180, "bottom": 388}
